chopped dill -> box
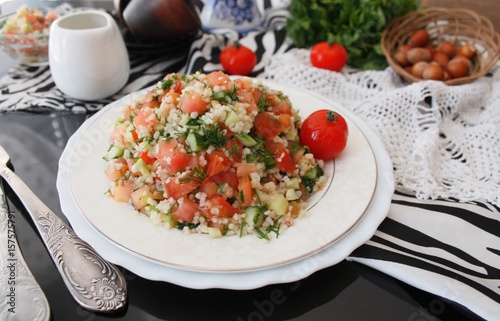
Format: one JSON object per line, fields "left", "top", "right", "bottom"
{"left": 257, "top": 93, "right": 271, "bottom": 112}
{"left": 160, "top": 78, "right": 173, "bottom": 90}
{"left": 179, "top": 166, "right": 207, "bottom": 184}
{"left": 201, "top": 124, "right": 228, "bottom": 149}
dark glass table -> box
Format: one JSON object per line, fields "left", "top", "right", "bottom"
{"left": 0, "top": 111, "right": 480, "bottom": 321}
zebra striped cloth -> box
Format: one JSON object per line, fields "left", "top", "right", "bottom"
{"left": 0, "top": 1, "right": 499, "bottom": 320}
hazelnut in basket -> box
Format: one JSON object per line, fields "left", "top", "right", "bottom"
{"left": 381, "top": 8, "right": 500, "bottom": 85}
{"left": 394, "top": 28, "right": 476, "bottom": 81}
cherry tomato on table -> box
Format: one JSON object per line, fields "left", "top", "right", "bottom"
{"left": 300, "top": 109, "right": 349, "bottom": 160}
{"left": 310, "top": 42, "right": 348, "bottom": 72}
{"left": 220, "top": 42, "right": 257, "bottom": 76}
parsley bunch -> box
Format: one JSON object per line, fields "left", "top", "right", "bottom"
{"left": 286, "top": 0, "right": 419, "bottom": 70}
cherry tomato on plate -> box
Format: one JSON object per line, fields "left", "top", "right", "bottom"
{"left": 300, "top": 109, "right": 348, "bottom": 160}
{"left": 220, "top": 42, "right": 257, "bottom": 76}
{"left": 310, "top": 42, "right": 348, "bottom": 72}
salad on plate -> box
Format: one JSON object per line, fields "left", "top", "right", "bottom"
{"left": 104, "top": 71, "right": 330, "bottom": 240}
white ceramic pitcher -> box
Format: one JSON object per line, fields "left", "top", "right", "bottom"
{"left": 49, "top": 10, "right": 129, "bottom": 101}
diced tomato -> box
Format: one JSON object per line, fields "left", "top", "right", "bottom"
{"left": 236, "top": 163, "right": 257, "bottom": 177}
{"left": 133, "top": 107, "right": 158, "bottom": 132}
{"left": 155, "top": 139, "right": 190, "bottom": 175}
{"left": 161, "top": 92, "right": 181, "bottom": 108}
{"left": 291, "top": 148, "right": 306, "bottom": 163}
{"left": 225, "top": 137, "right": 243, "bottom": 162}
{"left": 237, "top": 89, "right": 258, "bottom": 113}
{"left": 278, "top": 114, "right": 292, "bottom": 129}
{"left": 109, "top": 125, "right": 127, "bottom": 144}
{"left": 274, "top": 146, "right": 296, "bottom": 174}
{"left": 206, "top": 151, "right": 231, "bottom": 177}
{"left": 264, "top": 140, "right": 284, "bottom": 154}
{"left": 203, "top": 195, "right": 240, "bottom": 218}
{"left": 179, "top": 92, "right": 209, "bottom": 115}
{"left": 254, "top": 112, "right": 284, "bottom": 140}
{"left": 138, "top": 151, "right": 155, "bottom": 165}
{"left": 272, "top": 102, "right": 292, "bottom": 115}
{"left": 131, "top": 185, "right": 153, "bottom": 210}
{"left": 251, "top": 88, "right": 263, "bottom": 107}
{"left": 200, "top": 178, "right": 219, "bottom": 198}
{"left": 188, "top": 152, "right": 204, "bottom": 170}
{"left": 238, "top": 175, "right": 253, "bottom": 206}
{"left": 205, "top": 71, "right": 231, "bottom": 88}
{"left": 211, "top": 169, "right": 239, "bottom": 191}
{"left": 234, "top": 77, "right": 253, "bottom": 90}
{"left": 106, "top": 157, "right": 128, "bottom": 181}
{"left": 111, "top": 180, "right": 133, "bottom": 202}
{"left": 123, "top": 105, "right": 138, "bottom": 122}
{"left": 165, "top": 177, "right": 199, "bottom": 200}
{"left": 162, "top": 73, "right": 183, "bottom": 93}
{"left": 172, "top": 198, "right": 199, "bottom": 222}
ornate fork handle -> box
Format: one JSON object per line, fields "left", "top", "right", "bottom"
{"left": 0, "top": 166, "right": 127, "bottom": 313}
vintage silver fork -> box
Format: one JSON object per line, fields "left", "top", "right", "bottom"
{"left": 0, "top": 144, "right": 127, "bottom": 313}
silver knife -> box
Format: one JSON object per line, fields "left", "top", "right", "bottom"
{"left": 0, "top": 144, "right": 127, "bottom": 313}
{"left": 0, "top": 182, "right": 51, "bottom": 321}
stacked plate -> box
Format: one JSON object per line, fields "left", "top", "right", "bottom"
{"left": 57, "top": 80, "right": 394, "bottom": 289}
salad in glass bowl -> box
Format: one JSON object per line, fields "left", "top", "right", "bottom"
{"left": 0, "top": 5, "right": 58, "bottom": 66}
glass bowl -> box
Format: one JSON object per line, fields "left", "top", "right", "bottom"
{"left": 0, "top": 7, "right": 58, "bottom": 66}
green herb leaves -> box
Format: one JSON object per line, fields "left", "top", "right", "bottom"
{"left": 286, "top": 0, "right": 419, "bottom": 70}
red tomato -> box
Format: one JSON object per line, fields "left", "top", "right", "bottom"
{"left": 254, "top": 112, "right": 283, "bottom": 140}
{"left": 172, "top": 198, "right": 199, "bottom": 222}
{"left": 274, "top": 146, "right": 296, "bottom": 174}
{"left": 165, "top": 177, "right": 200, "bottom": 200}
{"left": 200, "top": 178, "right": 219, "bottom": 198}
{"left": 205, "top": 151, "right": 231, "bottom": 177}
{"left": 203, "top": 195, "right": 240, "bottom": 218}
{"left": 179, "top": 92, "right": 209, "bottom": 115}
{"left": 220, "top": 42, "right": 257, "bottom": 76}
{"left": 237, "top": 175, "right": 254, "bottom": 207}
{"left": 300, "top": 109, "right": 349, "bottom": 160}
{"left": 205, "top": 71, "right": 232, "bottom": 87}
{"left": 211, "top": 169, "right": 239, "bottom": 191}
{"left": 155, "top": 139, "right": 190, "bottom": 174}
{"left": 310, "top": 42, "right": 348, "bottom": 72}
{"left": 138, "top": 151, "right": 155, "bottom": 165}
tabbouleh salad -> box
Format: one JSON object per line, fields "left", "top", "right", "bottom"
{"left": 104, "top": 71, "right": 326, "bottom": 239}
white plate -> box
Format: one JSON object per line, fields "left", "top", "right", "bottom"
{"left": 57, "top": 81, "right": 394, "bottom": 288}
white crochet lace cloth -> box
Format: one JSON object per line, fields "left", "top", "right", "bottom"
{"left": 261, "top": 49, "right": 500, "bottom": 206}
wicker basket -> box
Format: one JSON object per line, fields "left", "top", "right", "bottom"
{"left": 381, "top": 7, "right": 500, "bottom": 85}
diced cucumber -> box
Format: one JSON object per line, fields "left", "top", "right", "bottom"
{"left": 104, "top": 145, "right": 124, "bottom": 160}
{"left": 270, "top": 194, "right": 288, "bottom": 216}
{"left": 285, "top": 189, "right": 300, "bottom": 201}
{"left": 124, "top": 131, "right": 135, "bottom": 144}
{"left": 288, "top": 177, "right": 300, "bottom": 190}
{"left": 303, "top": 166, "right": 318, "bottom": 180}
{"left": 285, "top": 129, "right": 298, "bottom": 141}
{"left": 123, "top": 149, "right": 133, "bottom": 158}
{"left": 208, "top": 227, "right": 223, "bottom": 238}
{"left": 161, "top": 211, "right": 177, "bottom": 228}
{"left": 225, "top": 110, "right": 240, "bottom": 127}
{"left": 235, "top": 132, "right": 257, "bottom": 147}
{"left": 133, "top": 158, "right": 150, "bottom": 177}
{"left": 244, "top": 206, "right": 264, "bottom": 227}
{"left": 187, "top": 132, "right": 204, "bottom": 152}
